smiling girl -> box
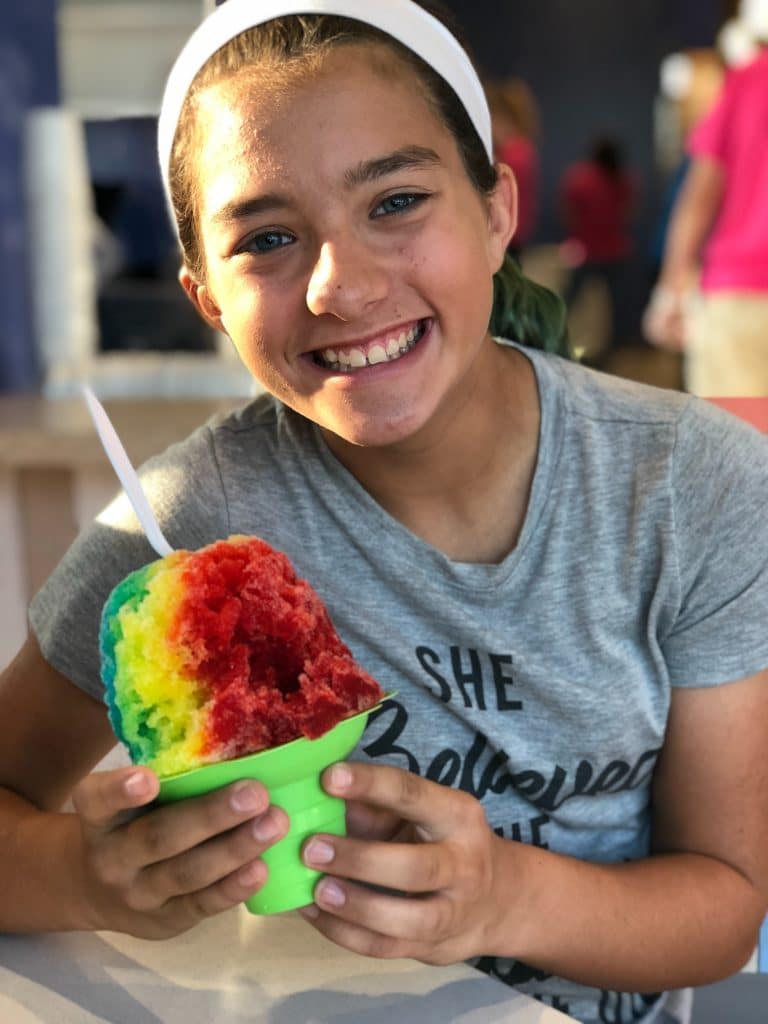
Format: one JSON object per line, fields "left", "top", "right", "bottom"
{"left": 1, "top": 4, "right": 767, "bottom": 1024}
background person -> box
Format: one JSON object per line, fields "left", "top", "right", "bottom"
{"left": 486, "top": 77, "right": 540, "bottom": 260}
{"left": 559, "top": 135, "right": 639, "bottom": 350}
{"left": 643, "top": 0, "right": 768, "bottom": 395}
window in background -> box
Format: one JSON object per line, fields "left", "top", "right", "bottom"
{"left": 84, "top": 116, "right": 215, "bottom": 354}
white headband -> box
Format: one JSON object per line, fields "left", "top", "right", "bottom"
{"left": 157, "top": 0, "right": 493, "bottom": 204}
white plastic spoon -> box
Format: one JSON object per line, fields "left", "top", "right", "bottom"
{"left": 82, "top": 385, "right": 175, "bottom": 557}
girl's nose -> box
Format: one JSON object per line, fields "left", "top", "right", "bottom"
{"left": 306, "top": 239, "right": 389, "bottom": 320}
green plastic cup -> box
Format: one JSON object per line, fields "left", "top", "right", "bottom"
{"left": 157, "top": 707, "right": 374, "bottom": 915}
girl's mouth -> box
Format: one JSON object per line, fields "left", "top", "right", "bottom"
{"left": 311, "top": 319, "right": 429, "bottom": 372}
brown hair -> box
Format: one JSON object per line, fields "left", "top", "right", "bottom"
{"left": 486, "top": 77, "right": 540, "bottom": 143}
{"left": 168, "top": 3, "right": 570, "bottom": 357}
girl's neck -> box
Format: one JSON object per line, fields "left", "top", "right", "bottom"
{"left": 319, "top": 343, "right": 541, "bottom": 563}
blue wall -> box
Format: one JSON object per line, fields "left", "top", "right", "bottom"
{"left": 446, "top": 0, "right": 725, "bottom": 244}
{"left": 0, "top": 2, "right": 729, "bottom": 389}
{"left": 0, "top": 2, "right": 59, "bottom": 392}
{"left": 444, "top": 0, "right": 726, "bottom": 336}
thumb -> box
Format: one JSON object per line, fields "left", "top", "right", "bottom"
{"left": 72, "top": 765, "right": 159, "bottom": 834}
{"left": 323, "top": 762, "right": 462, "bottom": 842}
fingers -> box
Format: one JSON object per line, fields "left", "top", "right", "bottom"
{"left": 642, "top": 315, "right": 676, "bottom": 351}
{"left": 323, "top": 762, "right": 482, "bottom": 842}
{"left": 642, "top": 291, "right": 689, "bottom": 352}
{"left": 344, "top": 799, "right": 403, "bottom": 841}
{"left": 135, "top": 805, "right": 288, "bottom": 909}
{"left": 299, "top": 884, "right": 456, "bottom": 962}
{"left": 128, "top": 857, "right": 272, "bottom": 938}
{"left": 72, "top": 766, "right": 160, "bottom": 831}
{"left": 299, "top": 884, "right": 450, "bottom": 961}
{"left": 303, "top": 832, "right": 453, "bottom": 893}
{"left": 78, "top": 769, "right": 287, "bottom": 901}
{"left": 71, "top": 767, "right": 297, "bottom": 936}
{"left": 165, "top": 858, "right": 270, "bottom": 926}
{"left": 121, "top": 779, "right": 277, "bottom": 867}
{"left": 75, "top": 766, "right": 275, "bottom": 860}
{"left": 302, "top": 765, "right": 499, "bottom": 967}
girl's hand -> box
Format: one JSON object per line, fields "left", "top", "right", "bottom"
{"left": 72, "top": 764, "right": 288, "bottom": 938}
{"left": 299, "top": 762, "right": 508, "bottom": 965}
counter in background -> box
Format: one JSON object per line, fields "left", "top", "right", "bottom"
{"left": 0, "top": 395, "right": 243, "bottom": 670}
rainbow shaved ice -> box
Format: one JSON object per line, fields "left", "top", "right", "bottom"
{"left": 100, "top": 535, "right": 383, "bottom": 777}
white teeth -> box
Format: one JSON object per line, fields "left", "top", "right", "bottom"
{"left": 316, "top": 321, "right": 424, "bottom": 371}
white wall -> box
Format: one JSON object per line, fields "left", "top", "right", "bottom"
{"left": 57, "top": 2, "right": 202, "bottom": 118}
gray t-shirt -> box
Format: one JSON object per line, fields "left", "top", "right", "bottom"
{"left": 29, "top": 343, "right": 768, "bottom": 1024}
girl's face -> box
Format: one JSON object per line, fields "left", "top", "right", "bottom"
{"left": 182, "top": 45, "right": 515, "bottom": 449}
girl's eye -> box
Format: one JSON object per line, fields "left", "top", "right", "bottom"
{"left": 372, "top": 193, "right": 428, "bottom": 218}
{"left": 241, "top": 230, "right": 295, "bottom": 254}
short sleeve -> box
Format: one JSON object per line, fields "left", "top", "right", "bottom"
{"left": 28, "top": 424, "right": 230, "bottom": 702}
{"left": 663, "top": 399, "right": 768, "bottom": 686}
{"left": 687, "top": 84, "right": 730, "bottom": 164}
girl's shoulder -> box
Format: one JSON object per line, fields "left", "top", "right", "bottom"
{"left": 150, "top": 392, "right": 310, "bottom": 487}
{"left": 515, "top": 343, "right": 768, "bottom": 482}
{"left": 511, "top": 343, "right": 689, "bottom": 427}
{"left": 203, "top": 391, "right": 313, "bottom": 455}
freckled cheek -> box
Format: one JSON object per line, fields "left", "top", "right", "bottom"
{"left": 401, "top": 237, "right": 442, "bottom": 279}
{"left": 230, "top": 290, "right": 306, "bottom": 372}
{"left": 407, "top": 247, "right": 469, "bottom": 306}
{"left": 227, "top": 278, "right": 281, "bottom": 328}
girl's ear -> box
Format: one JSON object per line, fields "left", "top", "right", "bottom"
{"left": 486, "top": 163, "right": 518, "bottom": 271}
{"left": 178, "top": 267, "right": 228, "bottom": 334}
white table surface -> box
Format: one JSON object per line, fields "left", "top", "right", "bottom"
{"left": 0, "top": 908, "right": 575, "bottom": 1023}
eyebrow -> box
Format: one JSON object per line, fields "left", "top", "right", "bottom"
{"left": 343, "top": 145, "right": 443, "bottom": 187}
{"left": 211, "top": 193, "right": 291, "bottom": 227}
{"left": 210, "top": 146, "right": 443, "bottom": 227}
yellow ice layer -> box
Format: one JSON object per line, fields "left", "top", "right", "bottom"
{"left": 112, "top": 562, "right": 207, "bottom": 777}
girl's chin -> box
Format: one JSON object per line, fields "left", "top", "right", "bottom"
{"left": 321, "top": 422, "right": 419, "bottom": 450}
{"left": 318, "top": 407, "right": 432, "bottom": 450}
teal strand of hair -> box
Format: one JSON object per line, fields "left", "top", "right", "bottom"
{"left": 491, "top": 254, "right": 573, "bottom": 359}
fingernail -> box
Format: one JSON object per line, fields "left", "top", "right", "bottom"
{"left": 252, "top": 811, "right": 282, "bottom": 842}
{"left": 238, "top": 861, "right": 264, "bottom": 887}
{"left": 328, "top": 763, "right": 352, "bottom": 792}
{"left": 124, "top": 772, "right": 150, "bottom": 798}
{"left": 231, "top": 782, "right": 264, "bottom": 813}
{"left": 317, "top": 879, "right": 345, "bottom": 907}
{"left": 298, "top": 904, "right": 319, "bottom": 920}
{"left": 305, "top": 838, "right": 335, "bottom": 866}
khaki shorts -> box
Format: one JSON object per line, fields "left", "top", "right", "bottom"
{"left": 685, "top": 292, "right": 768, "bottom": 397}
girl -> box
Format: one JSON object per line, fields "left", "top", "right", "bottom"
{"left": 2, "top": 3, "right": 768, "bottom": 1023}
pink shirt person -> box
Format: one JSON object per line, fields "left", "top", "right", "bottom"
{"left": 688, "top": 49, "right": 768, "bottom": 292}
{"left": 497, "top": 135, "right": 539, "bottom": 246}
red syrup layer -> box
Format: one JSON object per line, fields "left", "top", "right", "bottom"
{"left": 167, "top": 537, "right": 383, "bottom": 760}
